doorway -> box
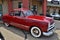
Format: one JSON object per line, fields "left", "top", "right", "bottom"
{"left": 0, "top": 4, "right": 2, "bottom": 20}
{"left": 18, "top": 2, "right": 22, "bottom": 8}
{"left": 58, "top": 10, "right": 60, "bottom": 15}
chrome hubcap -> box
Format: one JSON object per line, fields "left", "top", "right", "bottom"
{"left": 33, "top": 29, "right": 39, "bottom": 35}
{"left": 4, "top": 23, "right": 9, "bottom": 27}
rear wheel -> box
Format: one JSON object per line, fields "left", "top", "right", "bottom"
{"left": 30, "top": 26, "right": 42, "bottom": 38}
{"left": 4, "top": 22, "right": 9, "bottom": 27}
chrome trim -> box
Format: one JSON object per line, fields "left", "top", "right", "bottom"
{"left": 0, "top": 39, "right": 2, "bottom": 40}
{"left": 43, "top": 30, "right": 54, "bottom": 36}
{"left": 48, "top": 23, "right": 55, "bottom": 31}
{"left": 43, "top": 23, "right": 55, "bottom": 36}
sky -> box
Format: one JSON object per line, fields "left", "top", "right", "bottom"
{"left": 47, "top": 0, "right": 60, "bottom": 1}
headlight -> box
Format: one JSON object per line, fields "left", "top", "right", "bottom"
{"left": 48, "top": 22, "right": 50, "bottom": 28}
{"left": 0, "top": 38, "right": 2, "bottom": 40}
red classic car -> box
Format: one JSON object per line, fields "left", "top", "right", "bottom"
{"left": 2, "top": 8, "right": 55, "bottom": 38}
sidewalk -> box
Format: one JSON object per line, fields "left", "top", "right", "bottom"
{"left": 0, "top": 27, "right": 24, "bottom": 40}
{"left": 0, "top": 26, "right": 60, "bottom": 40}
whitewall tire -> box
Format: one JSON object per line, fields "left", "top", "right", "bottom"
{"left": 30, "top": 26, "right": 42, "bottom": 38}
{"left": 4, "top": 23, "right": 9, "bottom": 27}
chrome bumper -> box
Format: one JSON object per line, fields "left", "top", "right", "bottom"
{"left": 43, "top": 23, "right": 55, "bottom": 36}
{"left": 43, "top": 30, "right": 54, "bottom": 36}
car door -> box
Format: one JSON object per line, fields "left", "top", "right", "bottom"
{"left": 12, "top": 11, "right": 29, "bottom": 30}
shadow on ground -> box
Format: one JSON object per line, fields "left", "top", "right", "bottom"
{"left": 0, "top": 24, "right": 60, "bottom": 40}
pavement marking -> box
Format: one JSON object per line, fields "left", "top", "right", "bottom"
{"left": 55, "top": 30, "right": 60, "bottom": 39}
{"left": 55, "top": 20, "right": 60, "bottom": 22}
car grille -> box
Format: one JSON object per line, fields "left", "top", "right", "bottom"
{"left": 48, "top": 23, "right": 55, "bottom": 31}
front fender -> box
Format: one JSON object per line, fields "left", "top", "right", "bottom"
{"left": 32, "top": 21, "right": 48, "bottom": 32}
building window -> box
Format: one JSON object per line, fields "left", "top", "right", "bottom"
{"left": 31, "top": 5, "right": 37, "bottom": 14}
{"left": 52, "top": 9, "right": 56, "bottom": 15}
{"left": 32, "top": 5, "right": 37, "bottom": 11}
{"left": 51, "top": 0, "right": 59, "bottom": 4}
{"left": 47, "top": 9, "right": 50, "bottom": 13}
{"left": 58, "top": 10, "right": 60, "bottom": 15}
{"left": 18, "top": 2, "right": 22, "bottom": 8}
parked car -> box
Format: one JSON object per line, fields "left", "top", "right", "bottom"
{"left": 0, "top": 33, "right": 4, "bottom": 40}
{"left": 50, "top": 13, "right": 60, "bottom": 20}
{"left": 40, "top": 13, "right": 52, "bottom": 17}
{"left": 2, "top": 8, "right": 55, "bottom": 38}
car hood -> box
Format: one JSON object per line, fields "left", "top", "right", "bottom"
{"left": 27, "top": 15, "right": 45, "bottom": 20}
{"left": 27, "top": 15, "right": 54, "bottom": 24}
{"left": 45, "top": 17, "right": 54, "bottom": 24}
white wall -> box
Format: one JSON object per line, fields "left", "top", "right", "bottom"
{"left": 2, "top": 0, "right": 8, "bottom": 14}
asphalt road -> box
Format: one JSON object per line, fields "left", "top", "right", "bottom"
{"left": 0, "top": 20, "right": 60, "bottom": 40}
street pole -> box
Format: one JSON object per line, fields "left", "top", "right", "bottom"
{"left": 21, "top": 30, "right": 28, "bottom": 40}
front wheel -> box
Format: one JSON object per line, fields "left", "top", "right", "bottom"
{"left": 30, "top": 26, "right": 42, "bottom": 38}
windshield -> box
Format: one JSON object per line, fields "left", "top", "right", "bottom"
{"left": 23, "top": 10, "right": 33, "bottom": 16}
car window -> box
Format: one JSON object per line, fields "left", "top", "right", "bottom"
{"left": 23, "top": 10, "right": 33, "bottom": 16}
{"left": 10, "top": 11, "right": 24, "bottom": 17}
{"left": 14, "top": 11, "right": 24, "bottom": 17}
{"left": 9, "top": 11, "right": 14, "bottom": 16}
{"left": 14, "top": 11, "right": 20, "bottom": 16}
{"left": 20, "top": 11, "right": 24, "bottom": 17}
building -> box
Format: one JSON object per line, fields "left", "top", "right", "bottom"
{"left": 47, "top": 0, "right": 60, "bottom": 15}
{"left": 0, "top": 0, "right": 47, "bottom": 20}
